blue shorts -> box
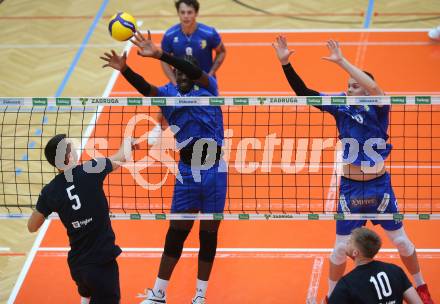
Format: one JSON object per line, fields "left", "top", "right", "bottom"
{"left": 171, "top": 160, "right": 227, "bottom": 213}
{"left": 336, "top": 172, "right": 403, "bottom": 235}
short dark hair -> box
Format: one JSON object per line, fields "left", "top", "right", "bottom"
{"left": 363, "top": 70, "right": 375, "bottom": 81}
{"left": 352, "top": 227, "right": 382, "bottom": 259}
{"left": 44, "top": 134, "right": 67, "bottom": 167}
{"left": 175, "top": 0, "right": 200, "bottom": 13}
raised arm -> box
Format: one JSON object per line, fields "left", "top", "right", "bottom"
{"left": 272, "top": 35, "right": 320, "bottom": 96}
{"left": 322, "top": 40, "right": 384, "bottom": 96}
{"left": 161, "top": 61, "right": 177, "bottom": 85}
{"left": 100, "top": 50, "right": 159, "bottom": 96}
{"left": 131, "top": 31, "right": 211, "bottom": 89}
{"left": 108, "top": 137, "right": 139, "bottom": 171}
{"left": 208, "top": 42, "right": 226, "bottom": 77}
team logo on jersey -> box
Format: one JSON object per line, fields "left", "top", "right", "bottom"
{"left": 173, "top": 36, "right": 179, "bottom": 43}
{"left": 186, "top": 47, "right": 193, "bottom": 55}
{"left": 200, "top": 39, "right": 207, "bottom": 49}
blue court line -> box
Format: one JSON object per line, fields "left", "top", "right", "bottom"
{"left": 363, "top": 0, "right": 375, "bottom": 28}
{"left": 54, "top": 0, "right": 109, "bottom": 97}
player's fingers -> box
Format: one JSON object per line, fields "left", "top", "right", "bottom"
{"left": 130, "top": 38, "right": 141, "bottom": 47}
{"left": 123, "top": 51, "right": 127, "bottom": 59}
{"left": 99, "top": 56, "right": 110, "bottom": 62}
{"left": 147, "top": 30, "right": 151, "bottom": 41}
{"left": 102, "top": 64, "right": 110, "bottom": 68}
{"left": 104, "top": 52, "right": 112, "bottom": 58}
{"left": 111, "top": 50, "right": 117, "bottom": 57}
{"left": 133, "top": 31, "right": 141, "bottom": 41}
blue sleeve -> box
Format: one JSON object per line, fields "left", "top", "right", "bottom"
{"left": 156, "top": 86, "right": 167, "bottom": 97}
{"left": 315, "top": 92, "right": 345, "bottom": 116}
{"left": 205, "top": 76, "right": 218, "bottom": 96}
{"left": 161, "top": 33, "right": 173, "bottom": 53}
{"left": 36, "top": 188, "right": 52, "bottom": 218}
{"left": 315, "top": 105, "right": 338, "bottom": 116}
{"left": 209, "top": 27, "right": 222, "bottom": 49}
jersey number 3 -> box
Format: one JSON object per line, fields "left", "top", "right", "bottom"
{"left": 370, "top": 272, "right": 392, "bottom": 300}
{"left": 66, "top": 185, "right": 81, "bottom": 210}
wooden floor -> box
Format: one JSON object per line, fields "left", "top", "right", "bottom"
{"left": 0, "top": 0, "right": 440, "bottom": 303}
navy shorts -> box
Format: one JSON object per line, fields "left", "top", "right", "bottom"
{"left": 172, "top": 160, "right": 227, "bottom": 213}
{"left": 336, "top": 172, "right": 403, "bottom": 235}
{"left": 70, "top": 259, "right": 120, "bottom": 304}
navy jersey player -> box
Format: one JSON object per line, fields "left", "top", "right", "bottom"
{"left": 100, "top": 31, "right": 226, "bottom": 304}
{"left": 329, "top": 227, "right": 422, "bottom": 304}
{"left": 27, "top": 135, "right": 138, "bottom": 304}
{"left": 272, "top": 36, "right": 433, "bottom": 303}
{"left": 148, "top": 0, "right": 226, "bottom": 145}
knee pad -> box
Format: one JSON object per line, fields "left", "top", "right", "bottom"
{"left": 199, "top": 230, "right": 218, "bottom": 263}
{"left": 385, "top": 228, "right": 415, "bottom": 257}
{"left": 163, "top": 228, "right": 191, "bottom": 259}
{"left": 330, "top": 234, "right": 350, "bottom": 265}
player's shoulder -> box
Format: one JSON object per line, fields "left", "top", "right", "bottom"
{"left": 158, "top": 82, "right": 178, "bottom": 96}
{"left": 164, "top": 24, "right": 181, "bottom": 37}
{"left": 374, "top": 260, "right": 403, "bottom": 272}
{"left": 40, "top": 172, "right": 65, "bottom": 196}
{"left": 197, "top": 23, "right": 218, "bottom": 36}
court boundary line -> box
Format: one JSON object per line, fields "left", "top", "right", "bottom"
{"left": 37, "top": 247, "right": 440, "bottom": 253}
{"left": 2, "top": 41, "right": 437, "bottom": 49}
{"left": 363, "top": 0, "right": 375, "bottom": 28}
{"left": 54, "top": 0, "right": 109, "bottom": 97}
{"left": 7, "top": 219, "right": 51, "bottom": 304}
{"left": 143, "top": 29, "right": 432, "bottom": 34}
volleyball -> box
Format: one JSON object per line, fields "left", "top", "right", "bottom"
{"left": 108, "top": 12, "right": 137, "bottom": 41}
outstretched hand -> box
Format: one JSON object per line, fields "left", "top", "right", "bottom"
{"left": 100, "top": 50, "right": 127, "bottom": 71}
{"left": 272, "top": 35, "right": 295, "bottom": 65}
{"left": 322, "top": 40, "right": 344, "bottom": 63}
{"left": 130, "top": 30, "right": 162, "bottom": 58}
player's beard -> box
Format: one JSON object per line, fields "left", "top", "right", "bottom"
{"left": 178, "top": 79, "right": 194, "bottom": 94}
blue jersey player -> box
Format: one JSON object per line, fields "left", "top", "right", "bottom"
{"left": 100, "top": 31, "right": 226, "bottom": 304}
{"left": 161, "top": 0, "right": 226, "bottom": 83}
{"left": 272, "top": 36, "right": 433, "bottom": 303}
{"left": 148, "top": 0, "right": 226, "bottom": 146}
{"left": 28, "top": 135, "right": 138, "bottom": 304}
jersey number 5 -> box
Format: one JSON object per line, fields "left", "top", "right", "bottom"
{"left": 370, "top": 271, "right": 392, "bottom": 300}
{"left": 66, "top": 185, "right": 81, "bottom": 210}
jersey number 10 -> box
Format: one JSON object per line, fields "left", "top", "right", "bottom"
{"left": 370, "top": 272, "right": 392, "bottom": 300}
{"left": 66, "top": 185, "right": 81, "bottom": 210}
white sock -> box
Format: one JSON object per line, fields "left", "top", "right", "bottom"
{"left": 328, "top": 279, "right": 338, "bottom": 297}
{"left": 153, "top": 277, "right": 169, "bottom": 298}
{"left": 413, "top": 272, "right": 425, "bottom": 287}
{"left": 195, "top": 279, "right": 208, "bottom": 298}
{"left": 80, "top": 297, "right": 90, "bottom": 304}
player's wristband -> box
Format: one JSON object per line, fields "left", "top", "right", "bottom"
{"left": 159, "top": 52, "right": 203, "bottom": 80}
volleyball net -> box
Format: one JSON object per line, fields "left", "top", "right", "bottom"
{"left": 0, "top": 96, "right": 439, "bottom": 220}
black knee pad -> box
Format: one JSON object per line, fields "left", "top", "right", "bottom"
{"left": 199, "top": 230, "right": 218, "bottom": 263}
{"left": 163, "top": 228, "right": 190, "bottom": 259}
